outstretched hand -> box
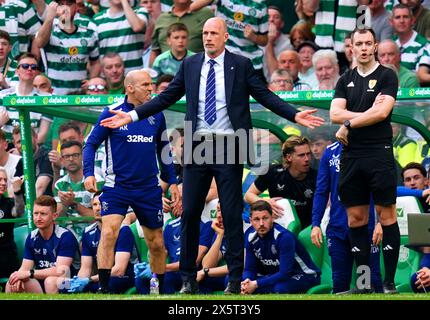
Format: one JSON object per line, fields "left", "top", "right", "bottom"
{"left": 100, "top": 110, "right": 133, "bottom": 129}
{"left": 294, "top": 109, "right": 325, "bottom": 129}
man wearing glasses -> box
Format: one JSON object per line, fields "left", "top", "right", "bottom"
{"left": 0, "top": 53, "right": 53, "bottom": 145}
{"left": 33, "top": 0, "right": 100, "bottom": 95}
{"left": 85, "top": 77, "right": 108, "bottom": 95}
{"left": 268, "top": 69, "right": 294, "bottom": 92}
{"left": 54, "top": 140, "right": 104, "bottom": 239}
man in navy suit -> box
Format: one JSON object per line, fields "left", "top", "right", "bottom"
{"left": 100, "top": 17, "right": 324, "bottom": 294}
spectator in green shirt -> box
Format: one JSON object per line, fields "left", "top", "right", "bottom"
{"left": 149, "top": 0, "right": 213, "bottom": 65}
{"left": 378, "top": 39, "right": 420, "bottom": 88}
{"left": 152, "top": 23, "right": 194, "bottom": 77}
{"left": 102, "top": 52, "right": 125, "bottom": 94}
{"left": 0, "top": 30, "right": 18, "bottom": 90}
{"left": 54, "top": 140, "right": 104, "bottom": 238}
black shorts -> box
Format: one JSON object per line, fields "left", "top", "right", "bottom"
{"left": 338, "top": 152, "right": 397, "bottom": 208}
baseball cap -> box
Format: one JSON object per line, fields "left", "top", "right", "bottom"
{"left": 296, "top": 41, "right": 319, "bottom": 53}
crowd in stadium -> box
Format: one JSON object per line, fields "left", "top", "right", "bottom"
{"left": 0, "top": 0, "right": 430, "bottom": 296}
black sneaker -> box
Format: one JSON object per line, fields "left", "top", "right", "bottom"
{"left": 224, "top": 281, "right": 241, "bottom": 295}
{"left": 382, "top": 283, "right": 398, "bottom": 294}
{"left": 336, "top": 287, "right": 375, "bottom": 295}
{"left": 179, "top": 280, "right": 198, "bottom": 294}
{"left": 97, "top": 287, "right": 111, "bottom": 294}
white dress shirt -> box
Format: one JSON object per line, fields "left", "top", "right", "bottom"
{"left": 129, "top": 50, "right": 235, "bottom": 134}
{"left": 195, "top": 50, "right": 234, "bottom": 135}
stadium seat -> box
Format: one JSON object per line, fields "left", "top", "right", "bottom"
{"left": 395, "top": 196, "right": 423, "bottom": 236}
{"left": 298, "top": 225, "right": 333, "bottom": 294}
{"left": 14, "top": 225, "right": 29, "bottom": 262}
{"left": 126, "top": 221, "right": 149, "bottom": 295}
{"left": 201, "top": 198, "right": 219, "bottom": 223}
{"left": 273, "top": 198, "right": 302, "bottom": 235}
{"left": 163, "top": 211, "right": 175, "bottom": 226}
{"left": 129, "top": 220, "right": 149, "bottom": 263}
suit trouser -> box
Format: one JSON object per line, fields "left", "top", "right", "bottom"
{"left": 180, "top": 138, "right": 244, "bottom": 282}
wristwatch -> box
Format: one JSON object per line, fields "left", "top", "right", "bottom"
{"left": 29, "top": 269, "right": 35, "bottom": 279}
{"left": 203, "top": 268, "right": 210, "bottom": 278}
{"left": 343, "top": 120, "right": 351, "bottom": 130}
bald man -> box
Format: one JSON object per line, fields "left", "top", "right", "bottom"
{"left": 83, "top": 70, "right": 180, "bottom": 293}
{"left": 277, "top": 50, "right": 312, "bottom": 91}
{"left": 33, "top": 74, "right": 54, "bottom": 94}
{"left": 98, "top": 17, "right": 324, "bottom": 294}
{"left": 377, "top": 39, "right": 420, "bottom": 88}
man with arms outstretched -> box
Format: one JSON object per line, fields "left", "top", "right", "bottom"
{"left": 100, "top": 17, "right": 324, "bottom": 294}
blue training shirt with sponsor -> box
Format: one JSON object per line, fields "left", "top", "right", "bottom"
{"left": 23, "top": 225, "right": 80, "bottom": 271}
{"left": 83, "top": 96, "right": 177, "bottom": 188}
{"left": 243, "top": 223, "right": 320, "bottom": 289}
{"left": 163, "top": 218, "right": 215, "bottom": 264}
{"left": 81, "top": 223, "right": 139, "bottom": 275}
{"left": 311, "top": 142, "right": 376, "bottom": 238}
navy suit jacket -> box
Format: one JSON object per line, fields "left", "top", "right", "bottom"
{"left": 135, "top": 50, "right": 299, "bottom": 163}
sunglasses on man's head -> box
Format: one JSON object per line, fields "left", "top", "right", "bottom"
{"left": 19, "top": 63, "right": 38, "bottom": 71}
{"left": 87, "top": 84, "right": 106, "bottom": 92}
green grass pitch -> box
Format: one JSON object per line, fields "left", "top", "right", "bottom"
{"left": 1, "top": 293, "right": 430, "bottom": 300}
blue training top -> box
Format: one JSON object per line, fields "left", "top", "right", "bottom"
{"left": 24, "top": 225, "right": 80, "bottom": 272}
{"left": 81, "top": 223, "right": 139, "bottom": 276}
{"left": 243, "top": 223, "right": 320, "bottom": 289}
{"left": 83, "top": 97, "right": 177, "bottom": 189}
{"left": 163, "top": 218, "right": 215, "bottom": 264}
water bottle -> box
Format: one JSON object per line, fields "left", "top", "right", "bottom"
{"left": 149, "top": 273, "right": 159, "bottom": 295}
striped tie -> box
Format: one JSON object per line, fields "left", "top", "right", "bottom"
{"left": 204, "top": 59, "right": 217, "bottom": 125}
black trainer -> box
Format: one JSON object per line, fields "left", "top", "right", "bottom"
{"left": 224, "top": 281, "right": 241, "bottom": 295}
{"left": 179, "top": 280, "right": 198, "bottom": 294}
{"left": 383, "top": 283, "right": 398, "bottom": 294}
